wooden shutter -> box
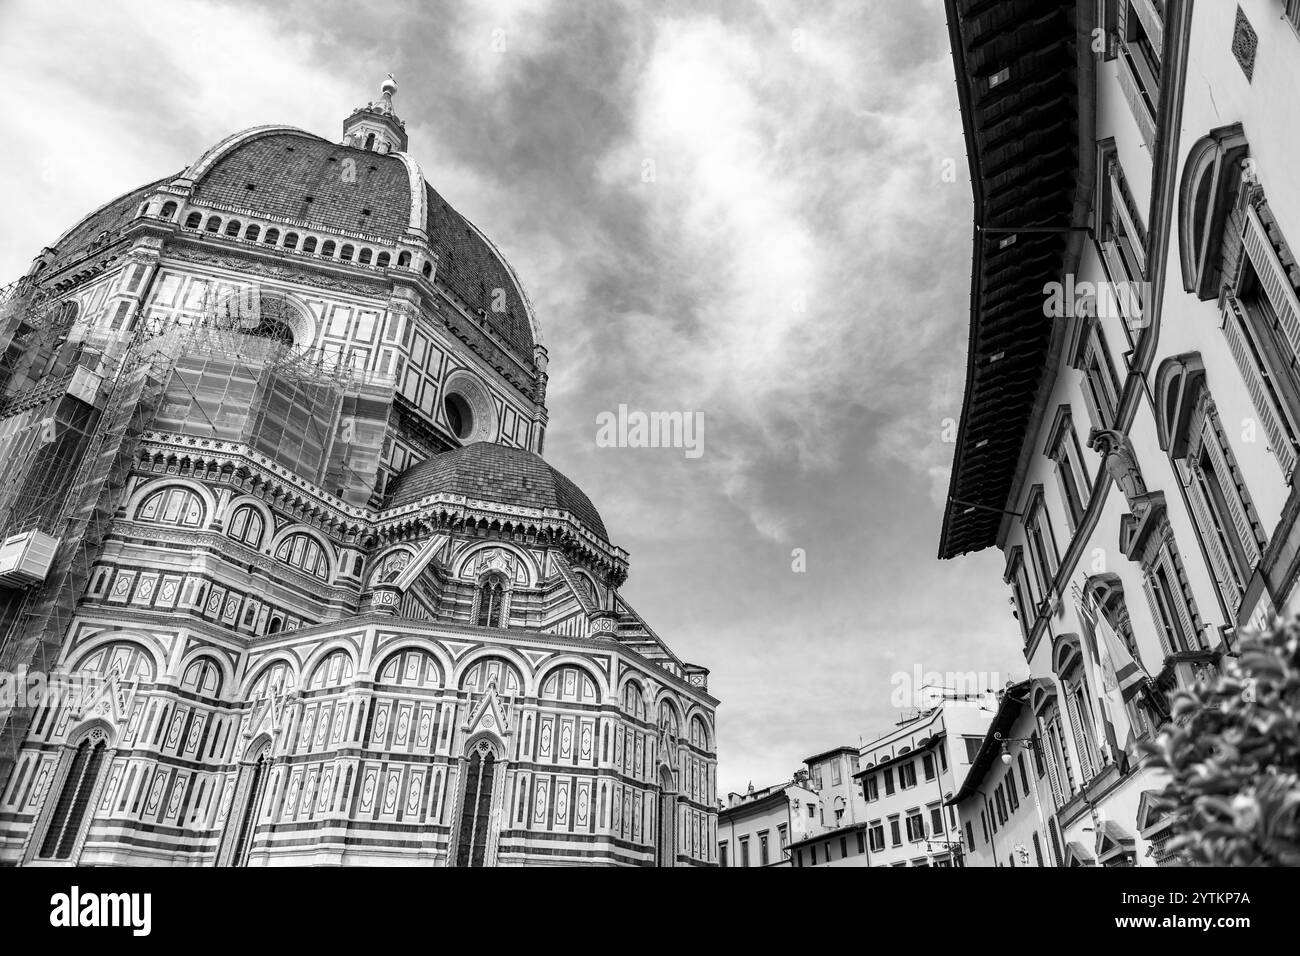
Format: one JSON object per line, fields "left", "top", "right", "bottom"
{"left": 1162, "top": 548, "right": 1199, "bottom": 650}
{"left": 1039, "top": 717, "right": 1064, "bottom": 807}
{"left": 1202, "top": 415, "right": 1262, "bottom": 567}
{"left": 1130, "top": 0, "right": 1164, "bottom": 52}
{"left": 1183, "top": 460, "right": 1243, "bottom": 614}
{"left": 1116, "top": 53, "right": 1156, "bottom": 149}
{"left": 1220, "top": 292, "right": 1298, "bottom": 480}
{"left": 1243, "top": 205, "right": 1300, "bottom": 361}
{"left": 1142, "top": 572, "right": 1174, "bottom": 658}
{"left": 1110, "top": 167, "right": 1146, "bottom": 274}
{"left": 1064, "top": 687, "right": 1096, "bottom": 782}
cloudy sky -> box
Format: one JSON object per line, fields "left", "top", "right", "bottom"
{"left": 0, "top": 0, "right": 1027, "bottom": 795}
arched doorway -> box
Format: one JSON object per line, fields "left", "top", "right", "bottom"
{"left": 453, "top": 736, "right": 503, "bottom": 866}
{"left": 656, "top": 766, "right": 677, "bottom": 867}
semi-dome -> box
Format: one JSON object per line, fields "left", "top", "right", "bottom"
{"left": 384, "top": 441, "right": 607, "bottom": 539}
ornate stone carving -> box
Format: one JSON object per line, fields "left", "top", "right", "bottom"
{"left": 1088, "top": 428, "right": 1146, "bottom": 507}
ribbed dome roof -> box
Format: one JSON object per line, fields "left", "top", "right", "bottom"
{"left": 384, "top": 442, "right": 607, "bottom": 539}
{"left": 191, "top": 130, "right": 536, "bottom": 359}
{"left": 37, "top": 128, "right": 537, "bottom": 364}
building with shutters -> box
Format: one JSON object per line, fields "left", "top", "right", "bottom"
{"left": 717, "top": 775, "right": 820, "bottom": 867}
{"left": 940, "top": 0, "right": 1300, "bottom": 865}
{"left": 0, "top": 78, "right": 717, "bottom": 866}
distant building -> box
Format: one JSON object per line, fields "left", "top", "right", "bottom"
{"left": 949, "top": 680, "right": 1070, "bottom": 867}
{"left": 803, "top": 745, "right": 867, "bottom": 831}
{"left": 717, "top": 776, "right": 819, "bottom": 867}
{"left": 842, "top": 702, "right": 992, "bottom": 867}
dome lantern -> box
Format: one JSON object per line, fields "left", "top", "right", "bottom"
{"left": 343, "top": 73, "right": 408, "bottom": 154}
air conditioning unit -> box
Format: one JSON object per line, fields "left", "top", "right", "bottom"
{"left": 0, "top": 531, "right": 60, "bottom": 587}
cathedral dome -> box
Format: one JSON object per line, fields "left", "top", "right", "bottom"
{"left": 383, "top": 441, "right": 607, "bottom": 540}
{"left": 34, "top": 120, "right": 539, "bottom": 366}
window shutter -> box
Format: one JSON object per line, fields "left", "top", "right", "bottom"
{"left": 1130, "top": 0, "right": 1164, "bottom": 52}
{"left": 1243, "top": 205, "right": 1300, "bottom": 360}
{"left": 1064, "top": 689, "right": 1096, "bottom": 782}
{"left": 1202, "top": 417, "right": 1262, "bottom": 568}
{"left": 1163, "top": 549, "right": 1199, "bottom": 650}
{"left": 1219, "top": 293, "right": 1297, "bottom": 480}
{"left": 1142, "top": 572, "right": 1174, "bottom": 658}
{"left": 1116, "top": 54, "right": 1156, "bottom": 149}
{"left": 1183, "top": 460, "right": 1242, "bottom": 614}
{"left": 1110, "top": 168, "right": 1146, "bottom": 274}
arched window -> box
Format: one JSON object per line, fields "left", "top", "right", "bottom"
{"left": 459, "top": 656, "right": 522, "bottom": 697}
{"left": 35, "top": 728, "right": 110, "bottom": 861}
{"left": 422, "top": 262, "right": 433, "bottom": 278}
{"left": 358, "top": 248, "right": 373, "bottom": 265}
{"left": 226, "top": 744, "right": 271, "bottom": 866}
{"left": 307, "top": 649, "right": 354, "bottom": 689}
{"left": 1179, "top": 124, "right": 1250, "bottom": 300}
{"left": 397, "top": 251, "right": 412, "bottom": 267}
{"left": 1155, "top": 355, "right": 1265, "bottom": 617}
{"left": 474, "top": 572, "right": 507, "bottom": 627}
{"left": 283, "top": 232, "right": 299, "bottom": 250}
{"left": 274, "top": 532, "right": 330, "bottom": 580}
{"left": 376, "top": 252, "right": 391, "bottom": 268}
{"left": 205, "top": 216, "right": 222, "bottom": 233}
{"left": 658, "top": 701, "right": 680, "bottom": 741}
{"left": 244, "top": 224, "right": 260, "bottom": 242}
{"left": 540, "top": 664, "right": 598, "bottom": 703}
{"left": 454, "top": 738, "right": 497, "bottom": 866}
{"left": 339, "top": 244, "right": 354, "bottom": 262}
{"left": 136, "top": 485, "right": 205, "bottom": 527}
{"left": 263, "top": 228, "right": 280, "bottom": 246}
{"left": 184, "top": 212, "right": 202, "bottom": 229}
{"left": 689, "top": 716, "right": 711, "bottom": 750}
{"left": 622, "top": 680, "right": 647, "bottom": 720}
{"left": 267, "top": 616, "right": 284, "bottom": 634}
{"left": 301, "top": 236, "right": 317, "bottom": 254}
{"left": 364, "top": 133, "right": 376, "bottom": 151}
{"left": 226, "top": 504, "right": 264, "bottom": 548}
{"left": 377, "top": 648, "right": 442, "bottom": 690}
{"left": 321, "top": 240, "right": 336, "bottom": 258}
{"left": 181, "top": 656, "right": 222, "bottom": 696}
{"left": 159, "top": 201, "right": 177, "bottom": 220}
{"left": 224, "top": 220, "right": 242, "bottom": 237}
{"left": 248, "top": 659, "right": 296, "bottom": 699}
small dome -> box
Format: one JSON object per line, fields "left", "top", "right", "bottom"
{"left": 383, "top": 442, "right": 607, "bottom": 540}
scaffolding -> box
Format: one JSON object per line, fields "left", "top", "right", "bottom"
{"left": 0, "top": 281, "right": 395, "bottom": 790}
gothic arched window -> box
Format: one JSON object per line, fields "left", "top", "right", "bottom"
{"left": 36, "top": 728, "right": 110, "bottom": 861}
{"left": 227, "top": 745, "right": 271, "bottom": 867}
{"left": 455, "top": 740, "right": 497, "bottom": 866}
{"left": 475, "top": 573, "right": 508, "bottom": 628}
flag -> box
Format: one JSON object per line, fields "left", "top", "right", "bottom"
{"left": 1077, "top": 592, "right": 1145, "bottom": 765}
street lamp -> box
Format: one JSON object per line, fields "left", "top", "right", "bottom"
{"left": 993, "top": 731, "right": 1058, "bottom": 867}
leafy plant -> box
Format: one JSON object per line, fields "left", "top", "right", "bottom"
{"left": 1140, "top": 618, "right": 1300, "bottom": 866}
